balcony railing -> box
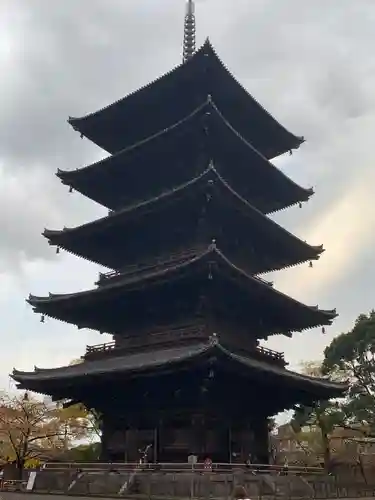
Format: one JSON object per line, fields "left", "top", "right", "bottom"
{"left": 256, "top": 345, "right": 284, "bottom": 362}
{"left": 85, "top": 332, "right": 284, "bottom": 364}
{"left": 86, "top": 341, "right": 116, "bottom": 355}
{"left": 85, "top": 322, "right": 207, "bottom": 358}
{"left": 96, "top": 248, "right": 274, "bottom": 288}
{"left": 96, "top": 247, "right": 204, "bottom": 286}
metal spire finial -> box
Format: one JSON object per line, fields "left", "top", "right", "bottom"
{"left": 183, "top": 0, "right": 196, "bottom": 63}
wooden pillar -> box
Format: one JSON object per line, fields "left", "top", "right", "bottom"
{"left": 240, "top": 425, "right": 253, "bottom": 462}
{"left": 228, "top": 426, "right": 232, "bottom": 463}
{"left": 191, "top": 415, "right": 204, "bottom": 457}
{"left": 99, "top": 413, "right": 116, "bottom": 462}
{"left": 158, "top": 417, "right": 166, "bottom": 462}
{"left": 125, "top": 428, "right": 139, "bottom": 462}
{"left": 153, "top": 426, "right": 158, "bottom": 463}
{"left": 252, "top": 416, "right": 269, "bottom": 464}
{"left": 100, "top": 417, "right": 110, "bottom": 461}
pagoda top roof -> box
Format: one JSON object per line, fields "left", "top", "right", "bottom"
{"left": 12, "top": 338, "right": 347, "bottom": 401}
{"left": 60, "top": 99, "right": 312, "bottom": 214}
{"left": 27, "top": 245, "right": 337, "bottom": 335}
{"left": 68, "top": 39, "right": 303, "bottom": 159}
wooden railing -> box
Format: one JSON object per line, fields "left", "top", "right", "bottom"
{"left": 42, "top": 461, "right": 324, "bottom": 474}
{"left": 96, "top": 247, "right": 204, "bottom": 286}
{"left": 96, "top": 248, "right": 274, "bottom": 289}
{"left": 86, "top": 341, "right": 116, "bottom": 355}
{"left": 85, "top": 335, "right": 284, "bottom": 363}
{"left": 85, "top": 323, "right": 206, "bottom": 358}
{"left": 256, "top": 345, "right": 284, "bottom": 362}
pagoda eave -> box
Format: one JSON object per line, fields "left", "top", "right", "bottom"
{"left": 11, "top": 340, "right": 347, "bottom": 402}
{"left": 67, "top": 40, "right": 302, "bottom": 159}
{"left": 62, "top": 100, "right": 309, "bottom": 214}
{"left": 44, "top": 167, "right": 323, "bottom": 274}
{"left": 56, "top": 167, "right": 313, "bottom": 217}
{"left": 27, "top": 246, "right": 338, "bottom": 336}
{"left": 43, "top": 228, "right": 69, "bottom": 240}
{"left": 45, "top": 234, "right": 322, "bottom": 279}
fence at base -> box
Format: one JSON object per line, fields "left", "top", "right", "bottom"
{"left": 2, "top": 462, "right": 374, "bottom": 499}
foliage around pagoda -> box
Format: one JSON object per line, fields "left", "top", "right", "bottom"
{"left": 0, "top": 392, "right": 94, "bottom": 476}
{"left": 290, "top": 311, "right": 375, "bottom": 471}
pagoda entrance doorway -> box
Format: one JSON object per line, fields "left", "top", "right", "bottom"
{"left": 157, "top": 419, "right": 230, "bottom": 463}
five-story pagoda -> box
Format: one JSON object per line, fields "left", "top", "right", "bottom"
{"left": 12, "top": 1, "right": 346, "bottom": 464}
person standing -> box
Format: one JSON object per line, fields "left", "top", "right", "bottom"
{"left": 233, "top": 485, "right": 251, "bottom": 500}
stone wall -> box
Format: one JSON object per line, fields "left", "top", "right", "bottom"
{"left": 17, "top": 466, "right": 375, "bottom": 499}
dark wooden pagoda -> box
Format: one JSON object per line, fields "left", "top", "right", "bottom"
{"left": 12, "top": 8, "right": 346, "bottom": 464}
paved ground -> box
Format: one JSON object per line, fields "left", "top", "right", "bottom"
{"left": 1, "top": 495, "right": 97, "bottom": 500}
{"left": 1, "top": 495, "right": 94, "bottom": 500}
{"left": 2, "top": 494, "right": 375, "bottom": 500}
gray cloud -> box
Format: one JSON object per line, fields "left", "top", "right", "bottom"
{"left": 2, "top": 0, "right": 375, "bottom": 269}
{"left": 0, "top": 0, "right": 201, "bottom": 269}
{"left": 0, "top": 0, "right": 183, "bottom": 169}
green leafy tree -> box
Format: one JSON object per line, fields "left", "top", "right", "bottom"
{"left": 67, "top": 360, "right": 102, "bottom": 440}
{"left": 290, "top": 362, "right": 347, "bottom": 471}
{"left": 291, "top": 400, "right": 346, "bottom": 470}
{"left": 323, "top": 311, "right": 375, "bottom": 433}
{"left": 56, "top": 402, "right": 93, "bottom": 450}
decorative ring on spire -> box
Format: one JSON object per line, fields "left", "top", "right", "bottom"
{"left": 183, "top": 0, "right": 196, "bottom": 62}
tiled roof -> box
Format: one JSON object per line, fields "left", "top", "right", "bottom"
{"left": 13, "top": 340, "right": 347, "bottom": 399}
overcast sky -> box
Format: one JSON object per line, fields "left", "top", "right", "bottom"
{"left": 1, "top": 0, "right": 375, "bottom": 394}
